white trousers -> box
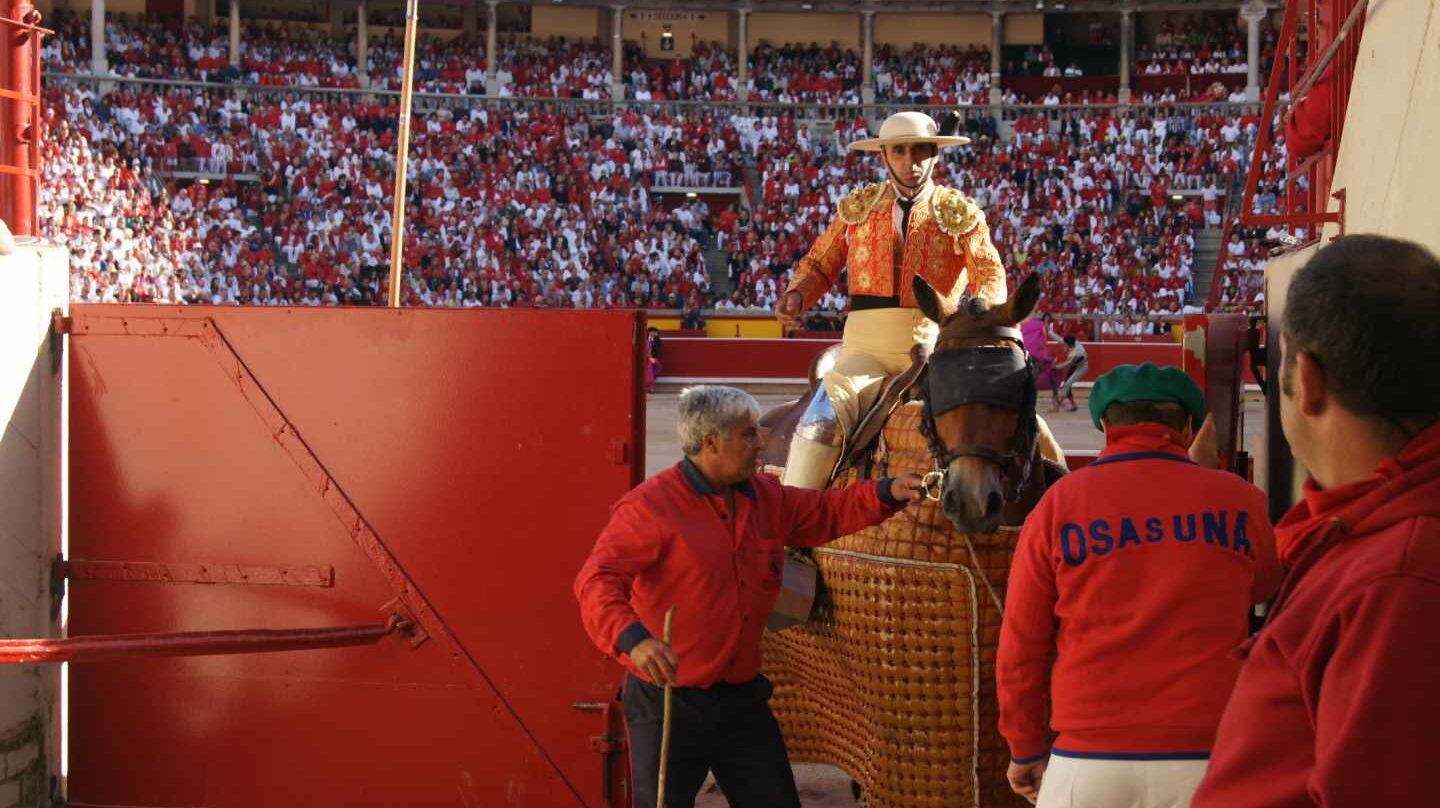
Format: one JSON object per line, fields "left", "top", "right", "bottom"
{"left": 1036, "top": 755, "right": 1207, "bottom": 808}
{"left": 782, "top": 309, "right": 935, "bottom": 489}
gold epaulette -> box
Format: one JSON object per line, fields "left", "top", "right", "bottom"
{"left": 933, "top": 187, "right": 983, "bottom": 241}
{"left": 838, "top": 182, "right": 888, "bottom": 225}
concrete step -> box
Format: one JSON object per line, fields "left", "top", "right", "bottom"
{"left": 1193, "top": 229, "right": 1225, "bottom": 306}
{"left": 705, "top": 246, "right": 732, "bottom": 297}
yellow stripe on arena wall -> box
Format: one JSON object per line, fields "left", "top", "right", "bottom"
{"left": 648, "top": 316, "right": 784, "bottom": 339}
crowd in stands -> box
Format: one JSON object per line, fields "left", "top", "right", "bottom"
{"left": 1137, "top": 17, "right": 1273, "bottom": 77}
{"left": 1211, "top": 138, "right": 1297, "bottom": 313}
{"left": 49, "top": 12, "right": 1261, "bottom": 105}
{"left": 43, "top": 82, "right": 735, "bottom": 308}
{"left": 37, "top": 12, "right": 1272, "bottom": 320}
{"left": 873, "top": 45, "right": 991, "bottom": 105}
{"left": 625, "top": 41, "right": 737, "bottom": 102}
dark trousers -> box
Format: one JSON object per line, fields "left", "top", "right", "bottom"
{"left": 622, "top": 674, "right": 800, "bottom": 808}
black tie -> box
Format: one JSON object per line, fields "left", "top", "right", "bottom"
{"left": 897, "top": 197, "right": 915, "bottom": 238}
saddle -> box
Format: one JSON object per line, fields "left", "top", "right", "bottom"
{"left": 759, "top": 343, "right": 931, "bottom": 482}
{"left": 760, "top": 344, "right": 931, "bottom": 633}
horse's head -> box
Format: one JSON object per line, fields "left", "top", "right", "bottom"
{"left": 914, "top": 272, "right": 1042, "bottom": 534}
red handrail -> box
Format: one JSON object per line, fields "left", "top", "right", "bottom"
{"left": 1237, "top": 0, "right": 1364, "bottom": 237}
{"left": 0, "top": 619, "right": 406, "bottom": 665}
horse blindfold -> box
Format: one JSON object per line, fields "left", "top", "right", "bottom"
{"left": 925, "top": 346, "right": 1035, "bottom": 416}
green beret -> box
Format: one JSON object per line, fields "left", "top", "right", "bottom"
{"left": 1089, "top": 362, "right": 1206, "bottom": 431}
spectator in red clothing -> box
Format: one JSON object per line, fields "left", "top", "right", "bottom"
{"left": 1193, "top": 235, "right": 1440, "bottom": 808}
{"left": 574, "top": 386, "right": 925, "bottom": 808}
{"left": 999, "top": 362, "right": 1280, "bottom": 807}
{"left": 1284, "top": 64, "right": 1333, "bottom": 159}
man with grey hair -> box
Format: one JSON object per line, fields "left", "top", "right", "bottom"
{"left": 576, "top": 385, "right": 924, "bottom": 808}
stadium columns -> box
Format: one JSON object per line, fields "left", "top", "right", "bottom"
{"left": 90, "top": 0, "right": 106, "bottom": 75}
{"left": 229, "top": 0, "right": 240, "bottom": 68}
{"left": 357, "top": 0, "right": 368, "bottom": 87}
{"left": 485, "top": 1, "right": 497, "bottom": 95}
{"left": 736, "top": 8, "right": 748, "bottom": 102}
{"left": 1118, "top": 9, "right": 1133, "bottom": 105}
{"left": 989, "top": 11, "right": 1003, "bottom": 105}
{"left": 861, "top": 9, "right": 874, "bottom": 105}
{"left": 610, "top": 5, "right": 623, "bottom": 100}
{"left": 1242, "top": 0, "right": 1265, "bottom": 102}
{"left": 329, "top": 0, "right": 343, "bottom": 40}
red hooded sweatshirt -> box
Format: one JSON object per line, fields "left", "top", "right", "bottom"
{"left": 998, "top": 423, "right": 1281, "bottom": 761}
{"left": 1192, "top": 421, "right": 1440, "bottom": 808}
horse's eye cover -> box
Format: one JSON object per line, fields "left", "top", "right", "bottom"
{"left": 926, "top": 346, "right": 1033, "bottom": 415}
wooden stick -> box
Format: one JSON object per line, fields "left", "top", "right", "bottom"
{"left": 386, "top": 0, "right": 420, "bottom": 307}
{"left": 656, "top": 606, "right": 676, "bottom": 808}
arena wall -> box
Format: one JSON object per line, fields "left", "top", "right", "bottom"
{"left": 1002, "top": 12, "right": 1045, "bottom": 46}
{"left": 1324, "top": 0, "right": 1440, "bottom": 255}
{"left": 530, "top": 5, "right": 603, "bottom": 43}
{"left": 749, "top": 12, "right": 860, "bottom": 51}
{"left": 624, "top": 9, "right": 730, "bottom": 59}
{"left": 0, "top": 245, "right": 67, "bottom": 808}
{"left": 658, "top": 338, "right": 1200, "bottom": 384}
{"left": 874, "top": 13, "right": 990, "bottom": 50}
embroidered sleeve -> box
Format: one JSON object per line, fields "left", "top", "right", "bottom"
{"left": 786, "top": 212, "right": 848, "bottom": 311}
{"left": 960, "top": 214, "right": 1009, "bottom": 304}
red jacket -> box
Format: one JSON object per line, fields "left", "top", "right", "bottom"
{"left": 998, "top": 424, "right": 1281, "bottom": 761}
{"left": 1193, "top": 422, "right": 1440, "bottom": 808}
{"left": 574, "top": 460, "right": 902, "bottom": 687}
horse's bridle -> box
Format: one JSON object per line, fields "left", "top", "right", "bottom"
{"left": 917, "top": 324, "right": 1040, "bottom": 504}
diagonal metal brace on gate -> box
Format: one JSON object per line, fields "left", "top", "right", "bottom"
{"left": 66, "top": 313, "right": 593, "bottom": 805}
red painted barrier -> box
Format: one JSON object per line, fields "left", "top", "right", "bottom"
{"left": 66, "top": 306, "right": 644, "bottom": 808}
{"left": 659, "top": 339, "right": 1258, "bottom": 386}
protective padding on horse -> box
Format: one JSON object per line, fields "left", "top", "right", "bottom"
{"left": 763, "top": 403, "right": 1030, "bottom": 808}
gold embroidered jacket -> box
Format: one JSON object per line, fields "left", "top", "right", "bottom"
{"left": 787, "top": 182, "right": 1007, "bottom": 311}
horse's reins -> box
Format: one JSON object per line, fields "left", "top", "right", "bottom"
{"left": 917, "top": 325, "right": 1041, "bottom": 506}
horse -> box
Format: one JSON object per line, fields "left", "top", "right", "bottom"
{"left": 761, "top": 272, "right": 1059, "bottom": 808}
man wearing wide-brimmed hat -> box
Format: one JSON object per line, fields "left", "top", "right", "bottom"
{"left": 777, "top": 110, "right": 1009, "bottom": 489}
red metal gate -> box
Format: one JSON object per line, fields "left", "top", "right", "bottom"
{"left": 64, "top": 305, "right": 644, "bottom": 808}
{"left": 1182, "top": 313, "right": 1252, "bottom": 475}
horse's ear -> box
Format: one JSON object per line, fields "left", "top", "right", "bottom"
{"left": 913, "top": 276, "right": 955, "bottom": 325}
{"left": 1003, "top": 272, "right": 1042, "bottom": 325}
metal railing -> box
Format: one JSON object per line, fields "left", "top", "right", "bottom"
{"left": 1, "top": 1, "right": 50, "bottom": 237}
{"left": 44, "top": 71, "right": 1260, "bottom": 122}
{"left": 1237, "top": 0, "right": 1365, "bottom": 238}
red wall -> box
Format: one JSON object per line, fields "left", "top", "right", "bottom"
{"left": 661, "top": 339, "right": 1184, "bottom": 383}
{"left": 660, "top": 339, "right": 1258, "bottom": 386}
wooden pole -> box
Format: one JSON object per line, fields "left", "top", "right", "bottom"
{"left": 656, "top": 606, "right": 676, "bottom": 808}
{"left": 386, "top": 0, "right": 421, "bottom": 308}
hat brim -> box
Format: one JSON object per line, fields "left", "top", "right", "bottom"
{"left": 849, "top": 134, "right": 972, "bottom": 152}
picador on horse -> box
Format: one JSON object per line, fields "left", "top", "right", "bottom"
{"left": 757, "top": 110, "right": 1069, "bottom": 808}
{"left": 773, "top": 110, "right": 1064, "bottom": 525}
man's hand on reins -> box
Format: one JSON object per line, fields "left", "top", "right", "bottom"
{"left": 776, "top": 291, "right": 805, "bottom": 331}
{"left": 888, "top": 473, "right": 927, "bottom": 503}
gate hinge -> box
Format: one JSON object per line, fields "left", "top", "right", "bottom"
{"left": 49, "top": 553, "right": 66, "bottom": 621}
{"left": 49, "top": 309, "right": 68, "bottom": 375}
{"left": 590, "top": 735, "right": 618, "bottom": 753}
